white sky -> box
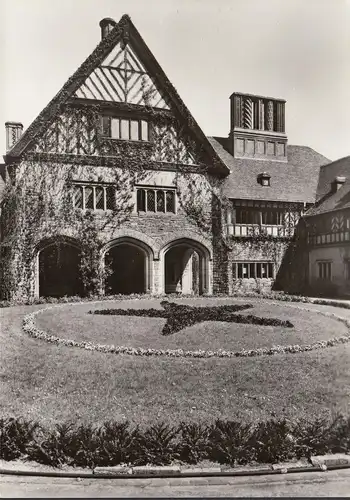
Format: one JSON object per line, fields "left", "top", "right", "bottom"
{"left": 1, "top": 0, "right": 349, "bottom": 161}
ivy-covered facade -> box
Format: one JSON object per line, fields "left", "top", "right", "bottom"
{"left": 0, "top": 15, "right": 334, "bottom": 300}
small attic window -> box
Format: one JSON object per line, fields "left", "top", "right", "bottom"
{"left": 257, "top": 172, "right": 271, "bottom": 187}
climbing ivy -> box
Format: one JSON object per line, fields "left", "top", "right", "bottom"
{"left": 0, "top": 100, "right": 221, "bottom": 300}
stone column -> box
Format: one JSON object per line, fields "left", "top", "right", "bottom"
{"left": 152, "top": 258, "right": 162, "bottom": 294}
{"left": 181, "top": 249, "right": 194, "bottom": 294}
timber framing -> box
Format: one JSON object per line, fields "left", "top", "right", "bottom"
{"left": 4, "top": 15, "right": 229, "bottom": 177}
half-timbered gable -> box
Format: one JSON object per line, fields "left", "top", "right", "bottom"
{"left": 304, "top": 157, "right": 350, "bottom": 295}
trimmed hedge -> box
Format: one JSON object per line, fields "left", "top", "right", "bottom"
{"left": 1, "top": 415, "right": 350, "bottom": 468}
{"left": 91, "top": 301, "right": 294, "bottom": 335}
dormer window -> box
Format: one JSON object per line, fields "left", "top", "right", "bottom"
{"left": 101, "top": 116, "right": 149, "bottom": 141}
{"left": 258, "top": 172, "right": 271, "bottom": 187}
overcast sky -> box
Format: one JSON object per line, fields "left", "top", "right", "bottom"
{"left": 1, "top": 0, "right": 349, "bottom": 161}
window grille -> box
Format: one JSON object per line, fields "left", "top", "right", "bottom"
{"left": 85, "top": 187, "right": 94, "bottom": 209}
{"left": 101, "top": 116, "right": 149, "bottom": 142}
{"left": 95, "top": 187, "right": 104, "bottom": 210}
{"left": 236, "top": 208, "right": 284, "bottom": 225}
{"left": 136, "top": 187, "right": 176, "bottom": 214}
{"left": 137, "top": 189, "right": 146, "bottom": 212}
{"left": 73, "top": 185, "right": 83, "bottom": 209}
{"left": 157, "top": 191, "right": 165, "bottom": 212}
{"left": 318, "top": 261, "right": 332, "bottom": 280}
{"left": 233, "top": 262, "right": 274, "bottom": 279}
{"left": 106, "top": 186, "right": 115, "bottom": 210}
{"left": 166, "top": 191, "right": 175, "bottom": 213}
{"left": 72, "top": 183, "right": 116, "bottom": 211}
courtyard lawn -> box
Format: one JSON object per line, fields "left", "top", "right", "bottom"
{"left": 1, "top": 298, "right": 350, "bottom": 428}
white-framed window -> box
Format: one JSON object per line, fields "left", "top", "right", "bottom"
{"left": 317, "top": 261, "right": 332, "bottom": 280}
{"left": 73, "top": 183, "right": 116, "bottom": 211}
{"left": 101, "top": 116, "right": 149, "bottom": 142}
{"left": 136, "top": 187, "right": 176, "bottom": 214}
{"left": 233, "top": 262, "right": 274, "bottom": 279}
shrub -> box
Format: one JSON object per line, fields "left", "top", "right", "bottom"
{"left": 1, "top": 416, "right": 350, "bottom": 468}
{"left": 95, "top": 421, "right": 142, "bottom": 466}
{"left": 0, "top": 417, "right": 39, "bottom": 461}
{"left": 252, "top": 419, "right": 296, "bottom": 463}
{"left": 291, "top": 414, "right": 350, "bottom": 458}
{"left": 207, "top": 420, "right": 255, "bottom": 466}
{"left": 178, "top": 422, "right": 210, "bottom": 464}
{"left": 136, "top": 422, "right": 180, "bottom": 466}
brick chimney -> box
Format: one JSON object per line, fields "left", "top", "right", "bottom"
{"left": 331, "top": 176, "right": 346, "bottom": 192}
{"left": 99, "top": 18, "right": 117, "bottom": 40}
{"left": 5, "top": 122, "right": 23, "bottom": 151}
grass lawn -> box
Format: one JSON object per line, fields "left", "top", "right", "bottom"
{"left": 1, "top": 298, "right": 350, "bottom": 427}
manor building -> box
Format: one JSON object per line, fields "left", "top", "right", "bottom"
{"left": 0, "top": 15, "right": 338, "bottom": 300}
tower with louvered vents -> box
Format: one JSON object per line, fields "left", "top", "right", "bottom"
{"left": 229, "top": 92, "right": 287, "bottom": 161}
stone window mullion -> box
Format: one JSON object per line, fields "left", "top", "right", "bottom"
{"left": 93, "top": 186, "right": 96, "bottom": 211}
{"left": 82, "top": 186, "right": 86, "bottom": 210}
{"left": 103, "top": 187, "right": 107, "bottom": 211}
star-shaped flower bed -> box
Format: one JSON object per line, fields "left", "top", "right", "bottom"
{"left": 91, "top": 301, "right": 294, "bottom": 335}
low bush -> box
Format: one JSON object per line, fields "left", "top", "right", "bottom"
{"left": 0, "top": 417, "right": 39, "bottom": 461}
{"left": 1, "top": 415, "right": 349, "bottom": 468}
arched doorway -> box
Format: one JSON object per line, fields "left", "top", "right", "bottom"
{"left": 104, "top": 239, "right": 152, "bottom": 295}
{"left": 162, "top": 239, "right": 210, "bottom": 295}
{"left": 38, "top": 242, "right": 82, "bottom": 297}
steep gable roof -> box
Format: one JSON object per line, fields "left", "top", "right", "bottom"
{"left": 304, "top": 156, "right": 350, "bottom": 217}
{"left": 315, "top": 155, "right": 350, "bottom": 202}
{"left": 4, "top": 15, "right": 228, "bottom": 175}
{"left": 208, "top": 137, "right": 330, "bottom": 204}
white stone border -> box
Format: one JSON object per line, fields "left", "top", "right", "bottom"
{"left": 22, "top": 299, "right": 350, "bottom": 359}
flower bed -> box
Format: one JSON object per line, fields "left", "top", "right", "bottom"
{"left": 22, "top": 301, "right": 350, "bottom": 359}
{"left": 90, "top": 301, "right": 293, "bottom": 335}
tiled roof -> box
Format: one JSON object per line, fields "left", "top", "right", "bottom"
{"left": 208, "top": 137, "right": 330, "bottom": 204}
{"left": 304, "top": 156, "right": 350, "bottom": 217}
{"left": 315, "top": 155, "right": 350, "bottom": 201}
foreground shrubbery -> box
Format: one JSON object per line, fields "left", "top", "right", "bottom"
{"left": 1, "top": 415, "right": 350, "bottom": 468}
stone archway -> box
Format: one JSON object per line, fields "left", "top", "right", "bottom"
{"left": 103, "top": 237, "right": 153, "bottom": 295}
{"left": 160, "top": 238, "right": 211, "bottom": 295}
{"left": 37, "top": 239, "right": 83, "bottom": 298}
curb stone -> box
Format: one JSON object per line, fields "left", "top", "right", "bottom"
{"left": 180, "top": 467, "right": 222, "bottom": 475}
{"left": 310, "top": 454, "right": 350, "bottom": 467}
{"left": 93, "top": 466, "right": 132, "bottom": 475}
{"left": 131, "top": 466, "right": 181, "bottom": 476}
{"left": 1, "top": 458, "right": 350, "bottom": 479}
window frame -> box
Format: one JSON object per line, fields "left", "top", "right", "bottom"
{"left": 135, "top": 186, "right": 177, "bottom": 215}
{"left": 100, "top": 115, "right": 149, "bottom": 142}
{"left": 72, "top": 182, "right": 116, "bottom": 212}
{"left": 233, "top": 261, "right": 275, "bottom": 279}
{"left": 317, "top": 260, "right": 332, "bottom": 281}
{"left": 235, "top": 207, "right": 284, "bottom": 226}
